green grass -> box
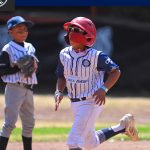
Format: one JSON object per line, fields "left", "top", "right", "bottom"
{"left": 0, "top": 95, "right": 150, "bottom": 142}
{"left": 3, "top": 124, "right": 150, "bottom": 142}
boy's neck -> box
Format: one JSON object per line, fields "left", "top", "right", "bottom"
{"left": 73, "top": 46, "right": 86, "bottom": 53}
{"left": 13, "top": 40, "right": 24, "bottom": 47}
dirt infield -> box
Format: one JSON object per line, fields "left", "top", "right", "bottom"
{"left": 0, "top": 96, "right": 150, "bottom": 150}
{"left": 7, "top": 141, "right": 149, "bottom": 150}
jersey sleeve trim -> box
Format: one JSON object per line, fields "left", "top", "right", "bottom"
{"left": 97, "top": 52, "right": 119, "bottom": 72}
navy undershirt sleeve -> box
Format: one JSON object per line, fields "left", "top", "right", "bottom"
{"left": 0, "top": 51, "right": 20, "bottom": 76}
{"left": 55, "top": 57, "right": 64, "bottom": 77}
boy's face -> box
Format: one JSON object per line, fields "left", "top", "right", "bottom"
{"left": 9, "top": 24, "right": 28, "bottom": 43}
{"left": 68, "top": 26, "right": 86, "bottom": 51}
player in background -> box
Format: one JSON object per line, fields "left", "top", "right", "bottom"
{"left": 54, "top": 17, "right": 139, "bottom": 150}
{"left": 0, "top": 16, "right": 38, "bottom": 150}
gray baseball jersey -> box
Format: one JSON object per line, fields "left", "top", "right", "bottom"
{"left": 1, "top": 41, "right": 37, "bottom": 84}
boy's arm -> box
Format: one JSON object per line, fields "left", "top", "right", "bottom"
{"left": 103, "top": 69, "right": 121, "bottom": 91}
{"left": 55, "top": 77, "right": 66, "bottom": 111}
{"left": 54, "top": 57, "right": 66, "bottom": 111}
{"left": 56, "top": 76, "right": 66, "bottom": 93}
{"left": 93, "top": 68, "right": 120, "bottom": 105}
{"left": 0, "top": 51, "right": 20, "bottom": 76}
{"left": 94, "top": 52, "right": 121, "bottom": 105}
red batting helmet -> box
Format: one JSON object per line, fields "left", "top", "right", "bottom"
{"left": 64, "top": 17, "right": 96, "bottom": 47}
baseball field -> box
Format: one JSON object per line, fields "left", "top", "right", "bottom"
{"left": 0, "top": 95, "right": 150, "bottom": 150}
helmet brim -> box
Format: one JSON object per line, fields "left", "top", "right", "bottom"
{"left": 8, "top": 20, "right": 34, "bottom": 30}
{"left": 22, "top": 21, "right": 34, "bottom": 28}
{"left": 64, "top": 22, "right": 85, "bottom": 32}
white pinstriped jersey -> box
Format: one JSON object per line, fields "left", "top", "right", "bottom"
{"left": 56, "top": 46, "right": 119, "bottom": 99}
{"left": 1, "top": 41, "right": 38, "bottom": 84}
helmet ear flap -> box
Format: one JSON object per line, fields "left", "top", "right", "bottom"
{"left": 64, "top": 33, "right": 70, "bottom": 45}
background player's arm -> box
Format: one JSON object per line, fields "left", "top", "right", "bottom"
{"left": 0, "top": 51, "right": 20, "bottom": 76}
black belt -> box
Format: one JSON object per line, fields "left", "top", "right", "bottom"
{"left": 70, "top": 97, "right": 86, "bottom": 102}
{"left": 17, "top": 82, "right": 33, "bottom": 91}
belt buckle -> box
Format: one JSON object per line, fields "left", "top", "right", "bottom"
{"left": 81, "top": 97, "right": 86, "bottom": 101}
{"left": 71, "top": 97, "right": 86, "bottom": 102}
{"left": 17, "top": 82, "right": 33, "bottom": 90}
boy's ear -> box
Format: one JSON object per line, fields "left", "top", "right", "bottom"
{"left": 8, "top": 30, "right": 12, "bottom": 34}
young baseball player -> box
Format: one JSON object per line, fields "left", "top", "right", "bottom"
{"left": 0, "top": 16, "right": 38, "bottom": 150}
{"left": 55, "top": 17, "right": 139, "bottom": 150}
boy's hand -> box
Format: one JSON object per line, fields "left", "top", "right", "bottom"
{"left": 54, "top": 91, "right": 63, "bottom": 111}
{"left": 93, "top": 88, "right": 106, "bottom": 105}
